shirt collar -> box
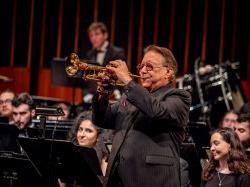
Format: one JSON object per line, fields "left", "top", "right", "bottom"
{"left": 97, "top": 41, "right": 109, "bottom": 52}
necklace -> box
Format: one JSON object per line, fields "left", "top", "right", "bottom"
{"left": 217, "top": 171, "right": 227, "bottom": 186}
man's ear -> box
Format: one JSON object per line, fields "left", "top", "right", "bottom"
{"left": 165, "top": 68, "right": 174, "bottom": 81}
{"left": 104, "top": 32, "right": 108, "bottom": 40}
{"left": 31, "top": 109, "right": 35, "bottom": 117}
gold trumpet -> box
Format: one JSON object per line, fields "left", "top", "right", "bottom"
{"left": 65, "top": 53, "right": 140, "bottom": 86}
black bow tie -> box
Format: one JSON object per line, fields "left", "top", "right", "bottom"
{"left": 96, "top": 49, "right": 104, "bottom": 53}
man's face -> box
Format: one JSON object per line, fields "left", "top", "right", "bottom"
{"left": 13, "top": 104, "right": 32, "bottom": 129}
{"left": 138, "top": 51, "right": 172, "bottom": 92}
{"left": 0, "top": 92, "right": 15, "bottom": 117}
{"left": 234, "top": 121, "right": 250, "bottom": 145}
{"left": 222, "top": 112, "right": 238, "bottom": 129}
{"left": 88, "top": 28, "right": 107, "bottom": 49}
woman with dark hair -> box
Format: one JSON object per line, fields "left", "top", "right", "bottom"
{"left": 68, "top": 111, "right": 101, "bottom": 147}
{"left": 59, "top": 111, "right": 109, "bottom": 187}
{"left": 67, "top": 111, "right": 108, "bottom": 173}
{"left": 201, "top": 128, "right": 250, "bottom": 187}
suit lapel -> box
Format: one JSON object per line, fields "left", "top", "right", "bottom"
{"left": 103, "top": 45, "right": 112, "bottom": 66}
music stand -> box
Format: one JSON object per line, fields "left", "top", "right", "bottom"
{"left": 28, "top": 119, "right": 74, "bottom": 140}
{"left": 0, "top": 123, "right": 20, "bottom": 153}
{"left": 18, "top": 137, "right": 102, "bottom": 187}
{"left": 0, "top": 152, "right": 44, "bottom": 187}
{"left": 51, "top": 57, "right": 97, "bottom": 117}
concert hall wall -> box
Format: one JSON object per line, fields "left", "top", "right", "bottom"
{"left": 0, "top": 0, "right": 249, "bottom": 103}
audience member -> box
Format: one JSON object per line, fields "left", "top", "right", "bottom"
{"left": 201, "top": 128, "right": 250, "bottom": 187}
{"left": 85, "top": 22, "right": 126, "bottom": 66}
{"left": 220, "top": 110, "right": 239, "bottom": 129}
{"left": 67, "top": 111, "right": 109, "bottom": 175}
{"left": 80, "top": 22, "right": 126, "bottom": 100}
{"left": 0, "top": 89, "right": 16, "bottom": 123}
{"left": 235, "top": 114, "right": 250, "bottom": 151}
{"left": 12, "top": 92, "right": 35, "bottom": 136}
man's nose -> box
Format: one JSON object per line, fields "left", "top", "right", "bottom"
{"left": 79, "top": 131, "right": 86, "bottom": 137}
{"left": 16, "top": 114, "right": 21, "bottom": 121}
{"left": 210, "top": 145, "right": 215, "bottom": 151}
{"left": 140, "top": 66, "right": 148, "bottom": 73}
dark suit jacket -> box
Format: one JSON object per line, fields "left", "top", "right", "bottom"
{"left": 86, "top": 44, "right": 126, "bottom": 66}
{"left": 93, "top": 81, "right": 191, "bottom": 187}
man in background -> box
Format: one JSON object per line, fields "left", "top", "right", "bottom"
{"left": 86, "top": 22, "right": 126, "bottom": 66}
{"left": 235, "top": 114, "right": 250, "bottom": 151}
{"left": 82, "top": 22, "right": 126, "bottom": 104}
{"left": 0, "top": 89, "right": 16, "bottom": 123}
{"left": 12, "top": 92, "right": 35, "bottom": 136}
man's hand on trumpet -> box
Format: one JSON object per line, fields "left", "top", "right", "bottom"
{"left": 106, "top": 60, "right": 132, "bottom": 85}
{"left": 96, "top": 70, "right": 113, "bottom": 96}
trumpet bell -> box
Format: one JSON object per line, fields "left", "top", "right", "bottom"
{"left": 65, "top": 65, "right": 78, "bottom": 76}
{"left": 65, "top": 53, "right": 140, "bottom": 87}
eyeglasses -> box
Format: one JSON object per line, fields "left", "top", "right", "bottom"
{"left": 0, "top": 99, "right": 12, "bottom": 105}
{"left": 223, "top": 118, "right": 237, "bottom": 124}
{"left": 137, "top": 63, "right": 166, "bottom": 71}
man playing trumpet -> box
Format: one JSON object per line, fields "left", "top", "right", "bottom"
{"left": 92, "top": 45, "right": 191, "bottom": 187}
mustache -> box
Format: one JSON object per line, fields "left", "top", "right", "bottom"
{"left": 140, "top": 76, "right": 151, "bottom": 79}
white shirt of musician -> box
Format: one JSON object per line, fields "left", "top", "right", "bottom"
{"left": 96, "top": 41, "right": 109, "bottom": 66}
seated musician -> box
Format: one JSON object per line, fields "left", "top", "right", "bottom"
{"left": 234, "top": 114, "right": 250, "bottom": 155}
{"left": 12, "top": 92, "right": 35, "bottom": 137}
{"left": 0, "top": 89, "right": 16, "bottom": 123}
{"left": 201, "top": 128, "right": 250, "bottom": 187}
{"left": 58, "top": 111, "right": 109, "bottom": 187}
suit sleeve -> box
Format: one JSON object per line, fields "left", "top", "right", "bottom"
{"left": 92, "top": 94, "right": 120, "bottom": 129}
{"left": 113, "top": 47, "right": 126, "bottom": 61}
{"left": 124, "top": 81, "right": 191, "bottom": 126}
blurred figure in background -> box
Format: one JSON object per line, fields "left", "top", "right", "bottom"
{"left": 0, "top": 89, "right": 16, "bottom": 123}
{"left": 12, "top": 92, "right": 35, "bottom": 136}
{"left": 86, "top": 22, "right": 126, "bottom": 67}
{"left": 81, "top": 22, "right": 126, "bottom": 99}
{"left": 220, "top": 110, "right": 239, "bottom": 129}
{"left": 235, "top": 114, "right": 250, "bottom": 151}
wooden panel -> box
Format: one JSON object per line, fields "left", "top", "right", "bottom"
{"left": 168, "top": 0, "right": 176, "bottom": 50}
{"left": 153, "top": 0, "right": 160, "bottom": 44}
{"left": 137, "top": 0, "right": 145, "bottom": 63}
{"left": 74, "top": 0, "right": 81, "bottom": 53}
{"left": 27, "top": 0, "right": 34, "bottom": 68}
{"left": 0, "top": 68, "right": 30, "bottom": 93}
{"left": 183, "top": 0, "right": 191, "bottom": 74}
{"left": 110, "top": 0, "right": 117, "bottom": 44}
{"left": 230, "top": 0, "right": 238, "bottom": 61}
{"left": 248, "top": 36, "right": 250, "bottom": 81}
{"left": 218, "top": 0, "right": 226, "bottom": 63}
{"left": 127, "top": 0, "right": 134, "bottom": 70}
{"left": 10, "top": 0, "right": 17, "bottom": 67}
{"left": 56, "top": 0, "right": 63, "bottom": 57}
{"left": 201, "top": 0, "right": 208, "bottom": 62}
{"left": 39, "top": 0, "right": 47, "bottom": 68}
{"left": 36, "top": 69, "right": 82, "bottom": 104}
{"left": 94, "top": 0, "right": 99, "bottom": 21}
{"left": 241, "top": 80, "right": 250, "bottom": 101}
